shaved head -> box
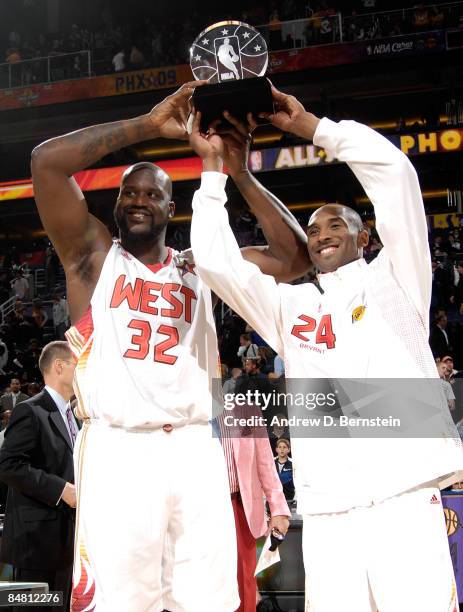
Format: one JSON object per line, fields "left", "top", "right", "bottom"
{"left": 114, "top": 162, "right": 175, "bottom": 245}
{"left": 306, "top": 204, "right": 368, "bottom": 273}
{"left": 308, "top": 204, "right": 363, "bottom": 234}
{"left": 121, "top": 162, "right": 172, "bottom": 199}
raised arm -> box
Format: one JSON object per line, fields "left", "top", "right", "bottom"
{"left": 216, "top": 112, "right": 311, "bottom": 282}
{"left": 263, "top": 84, "right": 430, "bottom": 328}
{"left": 189, "top": 113, "right": 285, "bottom": 356}
{"left": 31, "top": 81, "right": 199, "bottom": 321}
{"left": 313, "top": 118, "right": 430, "bottom": 328}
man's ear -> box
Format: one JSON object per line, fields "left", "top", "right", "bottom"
{"left": 358, "top": 229, "right": 369, "bottom": 249}
{"left": 169, "top": 200, "right": 176, "bottom": 218}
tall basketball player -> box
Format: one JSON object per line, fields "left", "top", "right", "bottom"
{"left": 31, "top": 82, "right": 309, "bottom": 612}
{"left": 189, "top": 89, "right": 463, "bottom": 612}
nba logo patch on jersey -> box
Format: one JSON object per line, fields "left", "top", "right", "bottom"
{"left": 352, "top": 305, "right": 366, "bottom": 323}
{"left": 176, "top": 258, "right": 196, "bottom": 277}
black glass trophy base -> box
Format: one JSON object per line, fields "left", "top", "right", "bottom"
{"left": 192, "top": 77, "right": 274, "bottom": 131}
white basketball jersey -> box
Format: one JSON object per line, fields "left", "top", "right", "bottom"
{"left": 190, "top": 118, "right": 463, "bottom": 514}
{"left": 66, "top": 242, "right": 219, "bottom": 428}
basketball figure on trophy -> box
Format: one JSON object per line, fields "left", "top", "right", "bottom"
{"left": 190, "top": 21, "right": 272, "bottom": 129}
{"left": 217, "top": 37, "right": 240, "bottom": 80}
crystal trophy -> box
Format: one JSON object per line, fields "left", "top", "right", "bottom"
{"left": 190, "top": 21, "right": 273, "bottom": 130}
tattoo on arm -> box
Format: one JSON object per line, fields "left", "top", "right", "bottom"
{"left": 64, "top": 117, "right": 150, "bottom": 170}
{"left": 79, "top": 124, "right": 128, "bottom": 167}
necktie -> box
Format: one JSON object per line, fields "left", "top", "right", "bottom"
{"left": 65, "top": 405, "right": 77, "bottom": 447}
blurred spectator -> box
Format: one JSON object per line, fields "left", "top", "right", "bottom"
{"left": 112, "top": 48, "right": 125, "bottom": 72}
{"left": 430, "top": 312, "right": 453, "bottom": 358}
{"left": 222, "top": 367, "right": 243, "bottom": 395}
{"left": 3, "top": 246, "right": 20, "bottom": 271}
{"left": 22, "top": 339, "right": 43, "bottom": 383}
{"left": 440, "top": 356, "right": 460, "bottom": 383}
{"left": 129, "top": 45, "right": 145, "bottom": 69}
{"left": 220, "top": 363, "right": 229, "bottom": 385}
{"left": 45, "top": 245, "right": 60, "bottom": 293}
{"left": 364, "top": 236, "right": 382, "bottom": 261}
{"left": 274, "top": 438, "right": 295, "bottom": 502}
{"left": 237, "top": 333, "right": 260, "bottom": 365}
{"left": 52, "top": 294, "right": 70, "bottom": 340}
{"left": 5, "top": 48, "right": 21, "bottom": 63}
{"left": 10, "top": 271, "right": 29, "bottom": 300}
{"left": 30, "top": 299, "right": 48, "bottom": 342}
{"left": 438, "top": 361, "right": 456, "bottom": 411}
{"left": 7, "top": 30, "right": 21, "bottom": 48}
{"left": 218, "top": 313, "right": 245, "bottom": 368}
{"left": 360, "top": 0, "right": 377, "bottom": 11}
{"left": 268, "top": 9, "right": 283, "bottom": 49}
{"left": 258, "top": 346, "right": 274, "bottom": 374}
{"left": 448, "top": 234, "right": 461, "bottom": 254}
{"left": 235, "top": 210, "right": 255, "bottom": 245}
{"left": 269, "top": 354, "right": 285, "bottom": 379}
{"left": 0, "top": 339, "right": 8, "bottom": 377}
{"left": 0, "top": 378, "right": 29, "bottom": 418}
{"left": 268, "top": 414, "right": 290, "bottom": 454}
{"left": 413, "top": 4, "right": 430, "bottom": 31}
{"left": 319, "top": 4, "right": 336, "bottom": 43}
{"left": 27, "top": 382, "right": 42, "bottom": 398}
{"left": 432, "top": 258, "right": 453, "bottom": 309}
{"left": 235, "top": 358, "right": 274, "bottom": 399}
{"left": 432, "top": 235, "right": 445, "bottom": 256}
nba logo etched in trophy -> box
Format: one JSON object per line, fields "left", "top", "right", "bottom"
{"left": 190, "top": 21, "right": 273, "bottom": 130}
{"left": 215, "top": 36, "right": 242, "bottom": 81}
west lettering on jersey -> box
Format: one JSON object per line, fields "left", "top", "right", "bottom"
{"left": 110, "top": 274, "right": 197, "bottom": 323}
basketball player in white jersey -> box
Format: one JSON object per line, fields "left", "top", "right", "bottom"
{"left": 189, "top": 92, "right": 463, "bottom": 611}
{"left": 31, "top": 83, "right": 309, "bottom": 612}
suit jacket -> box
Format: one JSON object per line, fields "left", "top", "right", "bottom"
{"left": 429, "top": 325, "right": 452, "bottom": 358}
{"left": 226, "top": 404, "right": 290, "bottom": 539}
{"left": 0, "top": 389, "right": 75, "bottom": 570}
{"left": 0, "top": 392, "right": 29, "bottom": 413}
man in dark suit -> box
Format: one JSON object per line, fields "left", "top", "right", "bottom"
{"left": 0, "top": 341, "right": 77, "bottom": 612}
{"left": 429, "top": 312, "right": 452, "bottom": 358}
{"left": 0, "top": 377, "right": 29, "bottom": 417}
